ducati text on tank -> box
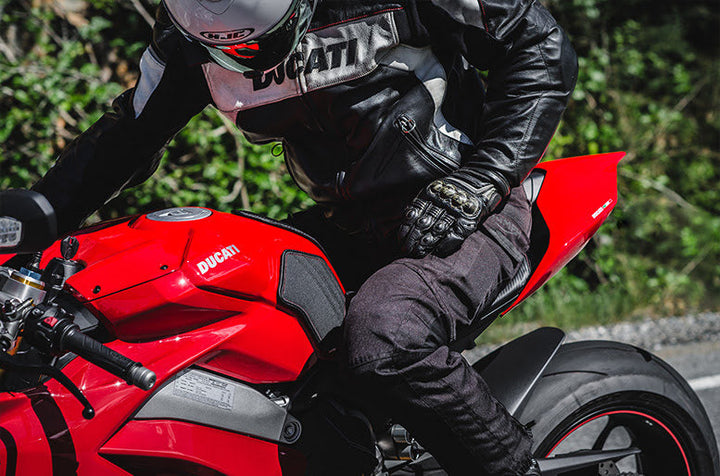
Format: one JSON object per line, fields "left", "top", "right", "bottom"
{"left": 195, "top": 245, "right": 241, "bottom": 275}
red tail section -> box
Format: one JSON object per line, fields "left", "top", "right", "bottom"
{"left": 509, "top": 152, "right": 625, "bottom": 310}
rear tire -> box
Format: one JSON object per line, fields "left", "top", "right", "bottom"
{"left": 515, "top": 341, "right": 719, "bottom": 475}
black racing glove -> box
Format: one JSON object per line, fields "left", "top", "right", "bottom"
{"left": 398, "top": 171, "right": 503, "bottom": 258}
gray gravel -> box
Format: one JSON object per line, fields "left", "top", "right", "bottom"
{"left": 464, "top": 312, "right": 720, "bottom": 362}
{"left": 564, "top": 312, "right": 720, "bottom": 351}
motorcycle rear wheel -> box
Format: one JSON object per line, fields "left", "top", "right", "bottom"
{"left": 516, "top": 341, "right": 719, "bottom": 476}
{"left": 387, "top": 340, "right": 718, "bottom": 475}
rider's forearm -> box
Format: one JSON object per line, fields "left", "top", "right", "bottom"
{"left": 32, "top": 90, "right": 167, "bottom": 236}
{"left": 463, "top": 2, "right": 578, "bottom": 196}
{"left": 400, "top": 0, "right": 577, "bottom": 258}
{"left": 32, "top": 25, "right": 211, "bottom": 236}
{"left": 419, "top": 0, "right": 577, "bottom": 198}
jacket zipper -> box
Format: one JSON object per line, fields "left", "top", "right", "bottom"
{"left": 394, "top": 115, "right": 456, "bottom": 176}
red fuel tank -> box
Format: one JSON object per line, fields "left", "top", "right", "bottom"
{"left": 40, "top": 209, "right": 341, "bottom": 342}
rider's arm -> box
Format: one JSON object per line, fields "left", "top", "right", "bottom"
{"left": 399, "top": 0, "right": 577, "bottom": 257}
{"left": 419, "top": 0, "right": 578, "bottom": 196}
{"left": 32, "top": 6, "right": 211, "bottom": 236}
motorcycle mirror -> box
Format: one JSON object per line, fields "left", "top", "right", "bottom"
{"left": 0, "top": 190, "right": 57, "bottom": 253}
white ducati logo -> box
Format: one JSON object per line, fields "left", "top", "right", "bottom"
{"left": 196, "top": 245, "right": 241, "bottom": 275}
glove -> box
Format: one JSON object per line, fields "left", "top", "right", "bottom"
{"left": 398, "top": 171, "right": 502, "bottom": 258}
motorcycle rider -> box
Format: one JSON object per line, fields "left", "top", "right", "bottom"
{"left": 32, "top": 0, "right": 577, "bottom": 474}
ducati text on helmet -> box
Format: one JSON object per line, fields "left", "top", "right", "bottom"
{"left": 162, "top": 0, "right": 317, "bottom": 73}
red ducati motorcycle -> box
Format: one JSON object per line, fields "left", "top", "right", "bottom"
{"left": 0, "top": 153, "right": 717, "bottom": 475}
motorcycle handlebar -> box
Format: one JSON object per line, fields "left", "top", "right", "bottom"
{"left": 60, "top": 325, "right": 156, "bottom": 391}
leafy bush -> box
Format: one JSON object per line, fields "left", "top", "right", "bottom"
{"left": 527, "top": 0, "right": 720, "bottom": 324}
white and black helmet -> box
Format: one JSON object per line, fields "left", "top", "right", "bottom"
{"left": 162, "top": 0, "right": 317, "bottom": 73}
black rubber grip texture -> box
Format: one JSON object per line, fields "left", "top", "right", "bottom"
{"left": 61, "top": 327, "right": 156, "bottom": 390}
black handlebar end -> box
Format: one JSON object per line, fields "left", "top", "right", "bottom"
{"left": 55, "top": 323, "right": 157, "bottom": 391}
{"left": 128, "top": 364, "right": 156, "bottom": 391}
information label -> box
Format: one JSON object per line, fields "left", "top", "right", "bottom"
{"left": 173, "top": 371, "right": 235, "bottom": 411}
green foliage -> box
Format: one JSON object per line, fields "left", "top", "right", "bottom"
{"left": 0, "top": 0, "right": 312, "bottom": 221}
{"left": 516, "top": 0, "right": 720, "bottom": 326}
{"left": 1, "top": 0, "right": 140, "bottom": 186}
{"left": 1, "top": 0, "right": 718, "bottom": 329}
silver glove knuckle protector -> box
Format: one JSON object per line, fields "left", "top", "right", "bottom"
{"left": 399, "top": 173, "right": 502, "bottom": 258}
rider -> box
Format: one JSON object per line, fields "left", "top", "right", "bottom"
{"left": 32, "top": 0, "right": 577, "bottom": 474}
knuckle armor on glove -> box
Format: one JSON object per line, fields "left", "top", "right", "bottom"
{"left": 399, "top": 172, "right": 502, "bottom": 258}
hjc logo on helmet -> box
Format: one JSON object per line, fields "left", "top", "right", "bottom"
{"left": 164, "top": 0, "right": 317, "bottom": 74}
{"left": 200, "top": 28, "right": 255, "bottom": 41}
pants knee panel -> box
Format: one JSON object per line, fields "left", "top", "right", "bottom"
{"left": 344, "top": 262, "right": 446, "bottom": 374}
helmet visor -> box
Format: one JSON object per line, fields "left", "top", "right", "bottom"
{"left": 202, "top": 0, "right": 315, "bottom": 73}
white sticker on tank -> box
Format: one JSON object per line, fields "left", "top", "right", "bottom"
{"left": 172, "top": 371, "right": 236, "bottom": 411}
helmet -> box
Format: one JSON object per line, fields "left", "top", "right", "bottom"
{"left": 162, "top": 0, "right": 316, "bottom": 73}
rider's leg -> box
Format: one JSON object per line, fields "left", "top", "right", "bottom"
{"left": 344, "top": 187, "right": 534, "bottom": 475}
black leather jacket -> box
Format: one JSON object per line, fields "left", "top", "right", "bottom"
{"left": 33, "top": 0, "right": 577, "bottom": 237}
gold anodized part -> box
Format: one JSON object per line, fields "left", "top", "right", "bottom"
{"left": 10, "top": 272, "right": 45, "bottom": 290}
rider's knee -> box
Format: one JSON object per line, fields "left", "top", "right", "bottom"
{"left": 343, "top": 262, "right": 445, "bottom": 377}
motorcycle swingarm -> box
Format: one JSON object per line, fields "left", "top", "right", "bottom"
{"left": 537, "top": 448, "right": 641, "bottom": 475}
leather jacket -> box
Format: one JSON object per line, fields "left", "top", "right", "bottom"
{"left": 33, "top": 0, "right": 577, "bottom": 237}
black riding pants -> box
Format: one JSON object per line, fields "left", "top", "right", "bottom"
{"left": 289, "top": 186, "right": 534, "bottom": 476}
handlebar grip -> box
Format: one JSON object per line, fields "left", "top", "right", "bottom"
{"left": 61, "top": 326, "right": 156, "bottom": 390}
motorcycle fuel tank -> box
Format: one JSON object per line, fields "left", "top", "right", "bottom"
{"left": 40, "top": 208, "right": 342, "bottom": 344}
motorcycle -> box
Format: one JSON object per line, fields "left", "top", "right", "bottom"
{"left": 0, "top": 152, "right": 717, "bottom": 475}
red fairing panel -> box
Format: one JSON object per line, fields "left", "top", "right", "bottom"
{"left": 43, "top": 218, "right": 188, "bottom": 301}
{"left": 0, "top": 209, "right": 327, "bottom": 473}
{"left": 0, "top": 309, "right": 312, "bottom": 474}
{"left": 0, "top": 396, "right": 54, "bottom": 475}
{"left": 510, "top": 152, "right": 625, "bottom": 308}
{"left": 100, "top": 420, "right": 283, "bottom": 476}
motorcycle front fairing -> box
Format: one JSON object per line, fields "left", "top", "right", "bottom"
{"left": 0, "top": 208, "right": 345, "bottom": 475}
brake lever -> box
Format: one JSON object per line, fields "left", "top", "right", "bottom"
{"left": 0, "top": 351, "right": 95, "bottom": 419}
